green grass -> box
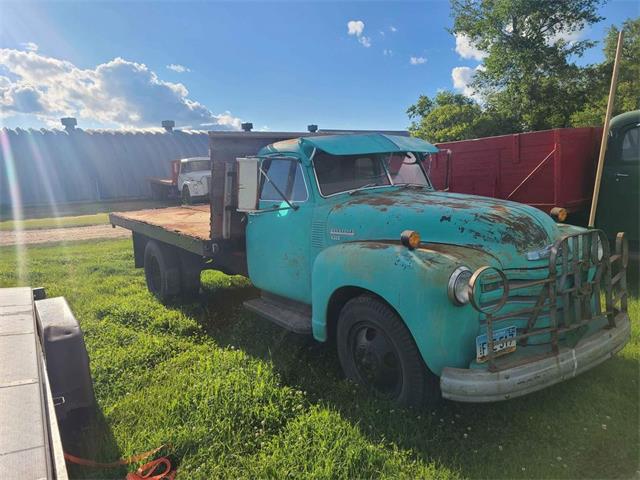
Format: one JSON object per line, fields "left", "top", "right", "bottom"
{"left": 0, "top": 239, "right": 638, "bottom": 479}
{"left": 0, "top": 213, "right": 109, "bottom": 231}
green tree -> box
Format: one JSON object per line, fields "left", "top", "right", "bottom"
{"left": 571, "top": 18, "right": 640, "bottom": 126}
{"left": 451, "top": 0, "right": 604, "bottom": 131}
{"left": 407, "top": 91, "right": 508, "bottom": 142}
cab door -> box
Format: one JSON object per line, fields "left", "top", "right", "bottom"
{"left": 245, "top": 156, "right": 314, "bottom": 303}
{"left": 599, "top": 122, "right": 640, "bottom": 244}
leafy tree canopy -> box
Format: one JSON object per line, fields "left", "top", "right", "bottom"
{"left": 409, "top": 1, "right": 639, "bottom": 143}
{"left": 451, "top": 0, "right": 604, "bottom": 131}
{"left": 407, "top": 91, "right": 510, "bottom": 142}
{"left": 571, "top": 18, "right": 640, "bottom": 126}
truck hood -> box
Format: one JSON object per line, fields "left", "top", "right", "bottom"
{"left": 326, "top": 188, "right": 560, "bottom": 266}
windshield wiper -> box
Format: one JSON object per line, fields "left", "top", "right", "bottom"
{"left": 348, "top": 183, "right": 379, "bottom": 195}
{"left": 259, "top": 166, "right": 299, "bottom": 210}
{"left": 396, "top": 183, "right": 430, "bottom": 189}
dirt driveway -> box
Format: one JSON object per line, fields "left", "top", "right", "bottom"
{"left": 0, "top": 224, "right": 130, "bottom": 246}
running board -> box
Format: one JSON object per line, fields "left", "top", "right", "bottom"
{"left": 243, "top": 294, "right": 312, "bottom": 335}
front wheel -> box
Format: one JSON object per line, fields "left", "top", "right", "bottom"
{"left": 182, "top": 186, "right": 192, "bottom": 205}
{"left": 336, "top": 295, "right": 439, "bottom": 407}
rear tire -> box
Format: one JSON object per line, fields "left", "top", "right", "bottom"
{"left": 143, "top": 240, "right": 181, "bottom": 303}
{"left": 178, "top": 251, "right": 202, "bottom": 299}
{"left": 336, "top": 294, "right": 440, "bottom": 408}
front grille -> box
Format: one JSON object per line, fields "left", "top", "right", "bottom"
{"left": 469, "top": 230, "right": 628, "bottom": 372}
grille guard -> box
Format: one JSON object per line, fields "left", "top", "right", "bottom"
{"left": 468, "top": 230, "right": 629, "bottom": 372}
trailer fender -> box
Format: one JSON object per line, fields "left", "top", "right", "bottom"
{"left": 311, "top": 241, "right": 499, "bottom": 374}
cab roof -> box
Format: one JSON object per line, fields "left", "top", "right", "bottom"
{"left": 262, "top": 133, "right": 438, "bottom": 157}
{"left": 610, "top": 110, "right": 640, "bottom": 131}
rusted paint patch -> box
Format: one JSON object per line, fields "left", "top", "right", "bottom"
{"left": 355, "top": 240, "right": 400, "bottom": 250}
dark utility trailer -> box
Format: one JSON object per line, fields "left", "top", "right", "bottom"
{"left": 0, "top": 287, "right": 94, "bottom": 480}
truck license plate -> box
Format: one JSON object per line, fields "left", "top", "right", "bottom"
{"left": 476, "top": 325, "right": 517, "bottom": 363}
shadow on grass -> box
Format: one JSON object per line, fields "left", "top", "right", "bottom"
{"left": 190, "top": 270, "right": 639, "bottom": 479}
{"left": 60, "top": 408, "right": 127, "bottom": 479}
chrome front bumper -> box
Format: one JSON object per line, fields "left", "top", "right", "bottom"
{"left": 440, "top": 312, "right": 630, "bottom": 402}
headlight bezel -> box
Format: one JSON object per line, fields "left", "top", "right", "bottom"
{"left": 448, "top": 266, "right": 472, "bottom": 306}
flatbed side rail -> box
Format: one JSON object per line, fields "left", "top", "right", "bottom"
{"left": 468, "top": 230, "right": 628, "bottom": 372}
{"left": 109, "top": 212, "right": 215, "bottom": 257}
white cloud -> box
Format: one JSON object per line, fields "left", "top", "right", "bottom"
{"left": 383, "top": 49, "right": 393, "bottom": 56}
{"left": 451, "top": 65, "right": 484, "bottom": 99}
{"left": 389, "top": 26, "right": 397, "bottom": 32}
{"left": 0, "top": 48, "right": 241, "bottom": 130}
{"left": 347, "top": 20, "right": 365, "bottom": 37}
{"left": 358, "top": 36, "right": 372, "bottom": 48}
{"left": 166, "top": 63, "right": 190, "bottom": 73}
{"left": 548, "top": 27, "right": 585, "bottom": 46}
{"left": 454, "top": 33, "right": 487, "bottom": 61}
{"left": 347, "top": 20, "right": 371, "bottom": 48}
{"left": 20, "top": 42, "right": 39, "bottom": 52}
{"left": 410, "top": 56, "right": 427, "bottom": 65}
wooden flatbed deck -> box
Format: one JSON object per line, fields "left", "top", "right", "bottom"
{"left": 109, "top": 205, "right": 213, "bottom": 256}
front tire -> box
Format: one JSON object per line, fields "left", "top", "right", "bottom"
{"left": 336, "top": 295, "right": 439, "bottom": 407}
{"left": 182, "top": 186, "right": 192, "bottom": 205}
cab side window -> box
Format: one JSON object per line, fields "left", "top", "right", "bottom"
{"left": 260, "top": 158, "right": 308, "bottom": 202}
{"left": 621, "top": 126, "right": 639, "bottom": 163}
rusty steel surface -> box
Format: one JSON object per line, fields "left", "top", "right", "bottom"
{"left": 432, "top": 127, "right": 602, "bottom": 214}
{"left": 111, "top": 205, "right": 211, "bottom": 240}
{"left": 468, "top": 230, "right": 629, "bottom": 372}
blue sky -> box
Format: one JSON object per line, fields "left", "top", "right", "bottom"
{"left": 0, "top": 0, "right": 638, "bottom": 131}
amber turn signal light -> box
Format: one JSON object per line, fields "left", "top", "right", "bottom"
{"left": 401, "top": 230, "right": 421, "bottom": 249}
{"left": 550, "top": 207, "right": 568, "bottom": 222}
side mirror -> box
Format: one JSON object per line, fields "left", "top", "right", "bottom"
{"left": 236, "top": 157, "right": 260, "bottom": 212}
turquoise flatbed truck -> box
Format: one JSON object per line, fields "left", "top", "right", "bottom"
{"left": 110, "top": 130, "right": 630, "bottom": 406}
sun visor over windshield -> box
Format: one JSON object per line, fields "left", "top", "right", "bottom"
{"left": 300, "top": 133, "right": 439, "bottom": 156}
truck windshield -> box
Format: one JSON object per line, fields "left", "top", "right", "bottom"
{"left": 181, "top": 160, "right": 211, "bottom": 173}
{"left": 313, "top": 151, "right": 430, "bottom": 196}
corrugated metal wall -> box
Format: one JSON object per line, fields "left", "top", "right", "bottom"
{"left": 0, "top": 127, "right": 209, "bottom": 206}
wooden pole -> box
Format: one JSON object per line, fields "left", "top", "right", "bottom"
{"left": 589, "top": 30, "right": 624, "bottom": 227}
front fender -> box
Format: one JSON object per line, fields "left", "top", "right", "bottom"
{"left": 311, "top": 241, "right": 500, "bottom": 375}
{"left": 183, "top": 180, "right": 207, "bottom": 196}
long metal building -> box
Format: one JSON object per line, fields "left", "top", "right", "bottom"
{"left": 0, "top": 119, "right": 209, "bottom": 206}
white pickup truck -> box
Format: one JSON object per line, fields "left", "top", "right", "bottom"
{"left": 178, "top": 157, "right": 211, "bottom": 204}
{"left": 148, "top": 156, "right": 211, "bottom": 204}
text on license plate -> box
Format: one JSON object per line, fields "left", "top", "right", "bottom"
{"left": 476, "top": 325, "right": 517, "bottom": 363}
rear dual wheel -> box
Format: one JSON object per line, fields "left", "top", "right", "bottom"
{"left": 144, "top": 240, "right": 201, "bottom": 302}
{"left": 337, "top": 295, "right": 440, "bottom": 407}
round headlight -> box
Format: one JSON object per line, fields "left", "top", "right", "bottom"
{"left": 448, "top": 266, "right": 472, "bottom": 305}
